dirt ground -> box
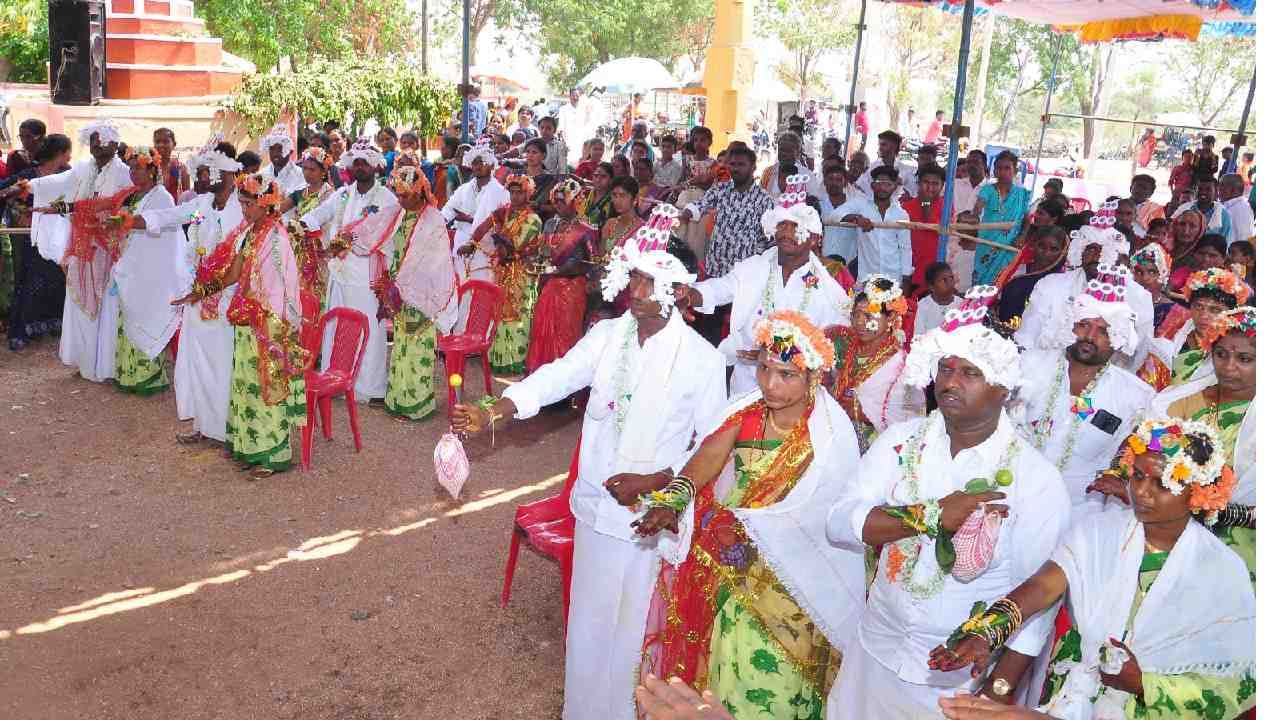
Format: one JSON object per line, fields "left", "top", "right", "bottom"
{"left": 0, "top": 335, "right": 583, "bottom": 720}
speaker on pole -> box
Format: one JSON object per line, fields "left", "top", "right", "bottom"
{"left": 48, "top": 0, "right": 107, "bottom": 105}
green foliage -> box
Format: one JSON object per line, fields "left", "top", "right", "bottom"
{"left": 516, "top": 0, "right": 714, "bottom": 90}
{"left": 223, "top": 58, "right": 457, "bottom": 137}
{"left": 1163, "top": 36, "right": 1255, "bottom": 127}
{"left": 757, "top": 0, "right": 859, "bottom": 100}
{"left": 0, "top": 0, "right": 49, "bottom": 83}
{"left": 195, "top": 0, "right": 417, "bottom": 72}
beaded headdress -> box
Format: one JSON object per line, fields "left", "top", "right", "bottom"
{"left": 1120, "top": 417, "right": 1233, "bottom": 524}
{"left": 339, "top": 137, "right": 387, "bottom": 170}
{"left": 1047, "top": 264, "right": 1139, "bottom": 355}
{"left": 299, "top": 146, "right": 333, "bottom": 169}
{"left": 600, "top": 202, "right": 695, "bottom": 317}
{"left": 903, "top": 285, "right": 1022, "bottom": 390}
{"left": 504, "top": 174, "right": 536, "bottom": 195}
{"left": 1186, "top": 267, "right": 1251, "bottom": 308}
{"left": 761, "top": 173, "right": 822, "bottom": 239}
{"left": 389, "top": 165, "right": 432, "bottom": 200}
{"left": 1131, "top": 243, "right": 1171, "bottom": 286}
{"left": 462, "top": 136, "right": 498, "bottom": 167}
{"left": 236, "top": 173, "right": 284, "bottom": 212}
{"left": 78, "top": 118, "right": 121, "bottom": 146}
{"left": 550, "top": 177, "right": 584, "bottom": 204}
{"left": 752, "top": 310, "right": 835, "bottom": 373}
{"left": 259, "top": 123, "right": 293, "bottom": 154}
{"left": 1066, "top": 201, "right": 1128, "bottom": 269}
{"left": 1199, "top": 306, "right": 1256, "bottom": 352}
{"left": 187, "top": 133, "right": 242, "bottom": 176}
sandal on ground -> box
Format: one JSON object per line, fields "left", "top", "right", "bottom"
{"left": 176, "top": 431, "right": 203, "bottom": 445}
{"left": 248, "top": 467, "right": 275, "bottom": 480}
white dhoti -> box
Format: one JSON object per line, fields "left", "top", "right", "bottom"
{"left": 562, "top": 524, "right": 660, "bottom": 720}
{"left": 174, "top": 301, "right": 235, "bottom": 441}
{"left": 322, "top": 277, "right": 387, "bottom": 402}
{"left": 59, "top": 291, "right": 118, "bottom": 383}
{"left": 828, "top": 638, "right": 963, "bottom": 720}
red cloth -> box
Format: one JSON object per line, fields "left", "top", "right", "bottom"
{"left": 923, "top": 120, "right": 944, "bottom": 145}
{"left": 854, "top": 111, "right": 869, "bottom": 135}
{"left": 526, "top": 276, "right": 587, "bottom": 375}
{"left": 574, "top": 160, "right": 597, "bottom": 179}
{"left": 901, "top": 197, "right": 944, "bottom": 289}
{"left": 1169, "top": 163, "right": 1195, "bottom": 197}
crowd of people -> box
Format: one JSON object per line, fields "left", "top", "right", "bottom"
{"left": 0, "top": 102, "right": 1258, "bottom": 720}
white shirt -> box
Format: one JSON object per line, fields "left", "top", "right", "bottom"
{"left": 912, "top": 294, "right": 960, "bottom": 337}
{"left": 141, "top": 191, "right": 245, "bottom": 296}
{"left": 763, "top": 166, "right": 824, "bottom": 199}
{"left": 819, "top": 191, "right": 866, "bottom": 262}
{"left": 949, "top": 176, "right": 988, "bottom": 217}
{"left": 1223, "top": 195, "right": 1254, "bottom": 244}
{"left": 1015, "top": 269, "right": 1154, "bottom": 373}
{"left": 840, "top": 196, "right": 913, "bottom": 282}
{"left": 1013, "top": 349, "right": 1154, "bottom": 514}
{"left": 556, "top": 100, "right": 592, "bottom": 164}
{"left": 693, "top": 247, "right": 851, "bottom": 396}
{"left": 654, "top": 158, "right": 684, "bottom": 188}
{"left": 301, "top": 182, "right": 399, "bottom": 286}
{"left": 440, "top": 177, "right": 510, "bottom": 255}
{"left": 503, "top": 313, "right": 727, "bottom": 540}
{"left": 262, "top": 160, "right": 306, "bottom": 195}
{"left": 826, "top": 410, "right": 1069, "bottom": 685}
{"left": 856, "top": 158, "right": 917, "bottom": 200}
{"left": 28, "top": 157, "right": 133, "bottom": 261}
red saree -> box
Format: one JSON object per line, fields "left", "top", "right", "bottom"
{"left": 525, "top": 219, "right": 594, "bottom": 374}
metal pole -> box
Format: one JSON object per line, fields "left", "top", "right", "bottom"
{"left": 1230, "top": 68, "right": 1255, "bottom": 176}
{"left": 461, "top": 0, "right": 472, "bottom": 143}
{"left": 421, "top": 0, "right": 429, "bottom": 73}
{"left": 1026, "top": 33, "right": 1065, "bottom": 221}
{"left": 936, "top": 0, "right": 976, "bottom": 261}
{"left": 842, "top": 0, "right": 868, "bottom": 158}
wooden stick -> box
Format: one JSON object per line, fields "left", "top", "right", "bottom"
{"left": 822, "top": 221, "right": 1021, "bottom": 253}
{"left": 0, "top": 227, "right": 31, "bottom": 235}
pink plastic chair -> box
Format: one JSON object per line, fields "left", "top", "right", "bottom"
{"left": 301, "top": 307, "right": 371, "bottom": 471}
{"left": 438, "top": 279, "right": 503, "bottom": 410}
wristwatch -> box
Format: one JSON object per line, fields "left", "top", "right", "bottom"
{"left": 991, "top": 678, "right": 1012, "bottom": 698}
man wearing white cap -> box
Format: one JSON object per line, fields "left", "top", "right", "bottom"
{"left": 259, "top": 123, "right": 306, "bottom": 195}
{"left": 687, "top": 173, "right": 850, "bottom": 397}
{"left": 300, "top": 137, "right": 398, "bottom": 402}
{"left": 825, "top": 285, "right": 1070, "bottom": 718}
{"left": 440, "top": 139, "right": 509, "bottom": 331}
{"left": 26, "top": 118, "right": 133, "bottom": 382}
{"left": 1015, "top": 203, "right": 1154, "bottom": 371}
{"left": 1013, "top": 265, "right": 1154, "bottom": 519}
{"left": 129, "top": 141, "right": 244, "bottom": 443}
{"left": 449, "top": 204, "right": 726, "bottom": 720}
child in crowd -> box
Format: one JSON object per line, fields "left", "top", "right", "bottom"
{"left": 913, "top": 261, "right": 959, "bottom": 337}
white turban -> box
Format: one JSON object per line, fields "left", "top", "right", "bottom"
{"left": 339, "top": 137, "right": 386, "bottom": 170}
{"left": 259, "top": 123, "right": 293, "bottom": 154}
{"left": 903, "top": 285, "right": 1023, "bottom": 391}
{"left": 1044, "top": 265, "right": 1140, "bottom": 355}
{"left": 78, "top": 118, "right": 121, "bottom": 146}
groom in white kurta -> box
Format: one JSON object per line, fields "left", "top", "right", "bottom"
{"left": 439, "top": 143, "right": 509, "bottom": 333}
{"left": 450, "top": 219, "right": 727, "bottom": 720}
{"left": 301, "top": 139, "right": 398, "bottom": 402}
{"left": 689, "top": 194, "right": 850, "bottom": 397}
{"left": 27, "top": 119, "right": 133, "bottom": 382}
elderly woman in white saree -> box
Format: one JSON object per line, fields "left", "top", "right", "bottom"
{"left": 929, "top": 417, "right": 1255, "bottom": 720}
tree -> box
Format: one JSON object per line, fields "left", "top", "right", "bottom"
{"left": 0, "top": 0, "right": 48, "bottom": 83}
{"left": 962, "top": 18, "right": 1048, "bottom": 144}
{"left": 426, "top": 0, "right": 522, "bottom": 66}
{"left": 516, "top": 0, "right": 714, "bottom": 90}
{"left": 880, "top": 5, "right": 959, "bottom": 133}
{"left": 757, "top": 0, "right": 858, "bottom": 102}
{"left": 224, "top": 58, "right": 456, "bottom": 137}
{"left": 1025, "top": 33, "right": 1116, "bottom": 159}
{"left": 195, "top": 0, "right": 417, "bottom": 72}
{"left": 1163, "top": 36, "right": 1255, "bottom": 127}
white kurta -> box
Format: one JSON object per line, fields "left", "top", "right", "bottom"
{"left": 29, "top": 157, "right": 133, "bottom": 382}
{"left": 262, "top": 159, "right": 306, "bottom": 196}
{"left": 302, "top": 182, "right": 399, "bottom": 402}
{"left": 440, "top": 177, "right": 510, "bottom": 333}
{"left": 1013, "top": 349, "right": 1154, "bottom": 517}
{"left": 112, "top": 185, "right": 186, "bottom": 358}
{"left": 501, "top": 313, "right": 727, "bottom": 720}
{"left": 825, "top": 410, "right": 1070, "bottom": 719}
{"left": 142, "top": 192, "right": 244, "bottom": 440}
{"left": 1014, "top": 269, "right": 1155, "bottom": 373}
{"left": 693, "top": 247, "right": 851, "bottom": 397}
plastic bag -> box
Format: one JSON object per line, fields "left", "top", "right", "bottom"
{"left": 433, "top": 432, "right": 469, "bottom": 499}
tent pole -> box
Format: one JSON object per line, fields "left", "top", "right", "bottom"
{"left": 936, "top": 0, "right": 976, "bottom": 261}
{"left": 461, "top": 0, "right": 472, "bottom": 143}
{"left": 842, "top": 0, "right": 868, "bottom": 158}
{"left": 1026, "top": 32, "right": 1065, "bottom": 217}
{"left": 1230, "top": 67, "right": 1256, "bottom": 175}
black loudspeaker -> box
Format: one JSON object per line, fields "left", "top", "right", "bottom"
{"left": 48, "top": 0, "right": 107, "bottom": 105}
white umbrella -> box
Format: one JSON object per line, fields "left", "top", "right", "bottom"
{"left": 579, "top": 57, "right": 677, "bottom": 95}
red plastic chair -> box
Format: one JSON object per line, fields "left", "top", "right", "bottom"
{"left": 1069, "top": 197, "right": 1093, "bottom": 213}
{"left": 438, "top": 279, "right": 503, "bottom": 410}
{"left": 500, "top": 435, "right": 581, "bottom": 632}
{"left": 301, "top": 307, "right": 371, "bottom": 471}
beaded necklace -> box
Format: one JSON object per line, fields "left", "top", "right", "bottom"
{"left": 892, "top": 413, "right": 1021, "bottom": 600}
{"left": 1031, "top": 356, "right": 1109, "bottom": 472}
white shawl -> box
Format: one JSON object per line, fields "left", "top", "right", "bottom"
{"left": 855, "top": 348, "right": 926, "bottom": 433}
{"left": 658, "top": 387, "right": 866, "bottom": 651}
{"left": 1039, "top": 511, "right": 1255, "bottom": 720}
{"left": 1150, "top": 366, "right": 1256, "bottom": 505}
{"left": 111, "top": 185, "right": 187, "bottom": 358}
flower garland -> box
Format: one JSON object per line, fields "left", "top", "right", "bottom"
{"left": 888, "top": 413, "right": 1021, "bottom": 600}
{"left": 1117, "top": 417, "right": 1234, "bottom": 523}
{"left": 1029, "top": 356, "right": 1110, "bottom": 472}
{"left": 759, "top": 260, "right": 817, "bottom": 322}
{"left": 607, "top": 314, "right": 639, "bottom": 434}
{"left": 752, "top": 310, "right": 835, "bottom": 372}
